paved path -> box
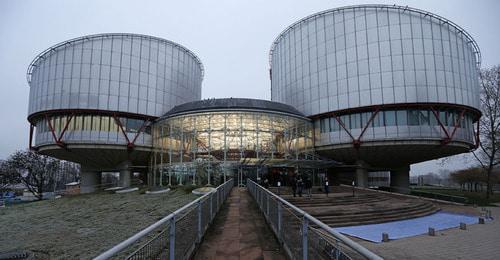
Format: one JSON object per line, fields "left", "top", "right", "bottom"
{"left": 194, "top": 188, "right": 286, "bottom": 260}
{"left": 358, "top": 207, "right": 500, "bottom": 259}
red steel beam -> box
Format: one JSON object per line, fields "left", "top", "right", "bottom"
{"left": 333, "top": 114, "right": 356, "bottom": 141}
{"left": 57, "top": 113, "right": 74, "bottom": 143}
{"left": 429, "top": 106, "right": 450, "bottom": 139}
{"left": 356, "top": 107, "right": 381, "bottom": 146}
{"left": 112, "top": 114, "right": 132, "bottom": 145}
{"left": 45, "top": 114, "right": 61, "bottom": 146}
{"left": 129, "top": 119, "right": 150, "bottom": 149}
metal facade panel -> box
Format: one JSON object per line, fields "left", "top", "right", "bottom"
{"left": 27, "top": 34, "right": 203, "bottom": 118}
{"left": 270, "top": 5, "right": 481, "bottom": 117}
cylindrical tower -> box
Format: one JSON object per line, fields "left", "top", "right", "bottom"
{"left": 269, "top": 5, "right": 481, "bottom": 190}
{"left": 27, "top": 33, "right": 203, "bottom": 192}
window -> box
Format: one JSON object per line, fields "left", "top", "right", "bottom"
{"left": 384, "top": 111, "right": 396, "bottom": 126}
{"left": 126, "top": 118, "right": 144, "bottom": 133}
{"left": 320, "top": 118, "right": 326, "bottom": 133}
{"left": 396, "top": 110, "right": 407, "bottom": 126}
{"left": 351, "top": 113, "right": 361, "bottom": 129}
{"left": 92, "top": 116, "right": 100, "bottom": 131}
{"left": 330, "top": 117, "right": 340, "bottom": 132}
{"left": 419, "top": 110, "right": 430, "bottom": 126}
{"left": 408, "top": 110, "right": 420, "bottom": 126}
{"left": 447, "top": 111, "right": 456, "bottom": 126}
{"left": 373, "top": 112, "right": 384, "bottom": 127}
{"left": 340, "top": 115, "right": 351, "bottom": 129}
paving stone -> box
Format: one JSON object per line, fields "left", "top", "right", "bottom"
{"left": 194, "top": 188, "right": 286, "bottom": 259}
{"left": 357, "top": 207, "right": 500, "bottom": 259}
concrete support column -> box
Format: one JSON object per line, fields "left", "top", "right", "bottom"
{"left": 391, "top": 165, "right": 410, "bottom": 194}
{"left": 119, "top": 168, "right": 132, "bottom": 188}
{"left": 355, "top": 166, "right": 369, "bottom": 188}
{"left": 80, "top": 169, "right": 102, "bottom": 194}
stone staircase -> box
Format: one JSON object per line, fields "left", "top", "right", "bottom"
{"left": 273, "top": 186, "right": 440, "bottom": 227}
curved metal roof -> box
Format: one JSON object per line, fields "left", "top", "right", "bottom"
{"left": 269, "top": 4, "right": 481, "bottom": 69}
{"left": 27, "top": 33, "right": 204, "bottom": 85}
{"left": 161, "top": 98, "right": 307, "bottom": 119}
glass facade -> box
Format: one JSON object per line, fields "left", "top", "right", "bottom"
{"left": 151, "top": 111, "right": 313, "bottom": 186}
{"left": 314, "top": 107, "right": 476, "bottom": 146}
{"left": 270, "top": 5, "right": 480, "bottom": 117}
{"left": 28, "top": 34, "right": 203, "bottom": 118}
{"left": 34, "top": 114, "right": 151, "bottom": 146}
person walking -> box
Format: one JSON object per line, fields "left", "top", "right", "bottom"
{"left": 324, "top": 177, "right": 330, "bottom": 197}
{"left": 297, "top": 175, "right": 304, "bottom": 197}
{"left": 305, "top": 176, "right": 312, "bottom": 199}
{"left": 291, "top": 176, "right": 297, "bottom": 197}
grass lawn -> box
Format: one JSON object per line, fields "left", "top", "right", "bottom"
{"left": 0, "top": 187, "right": 197, "bottom": 259}
{"left": 412, "top": 187, "right": 500, "bottom": 206}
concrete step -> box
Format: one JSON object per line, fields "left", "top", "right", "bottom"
{"left": 316, "top": 205, "right": 439, "bottom": 223}
{"left": 309, "top": 201, "right": 435, "bottom": 218}
{"left": 326, "top": 207, "right": 440, "bottom": 227}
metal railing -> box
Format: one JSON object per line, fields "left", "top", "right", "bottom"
{"left": 247, "top": 180, "right": 383, "bottom": 260}
{"left": 94, "top": 178, "right": 234, "bottom": 260}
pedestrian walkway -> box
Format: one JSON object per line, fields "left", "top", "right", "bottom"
{"left": 358, "top": 206, "right": 500, "bottom": 259}
{"left": 194, "top": 187, "right": 286, "bottom": 260}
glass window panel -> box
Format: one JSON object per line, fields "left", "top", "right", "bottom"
{"left": 100, "top": 116, "right": 110, "bottom": 131}
{"left": 439, "top": 111, "right": 447, "bottom": 126}
{"left": 351, "top": 114, "right": 361, "bottom": 129}
{"left": 330, "top": 117, "right": 339, "bottom": 132}
{"left": 408, "top": 110, "right": 420, "bottom": 126}
{"left": 84, "top": 116, "right": 92, "bottom": 130}
{"left": 320, "top": 118, "right": 326, "bottom": 133}
{"left": 373, "top": 112, "right": 383, "bottom": 127}
{"left": 340, "top": 115, "right": 350, "bottom": 129}
{"left": 429, "top": 110, "right": 438, "bottom": 126}
{"left": 384, "top": 110, "right": 396, "bottom": 126}
{"left": 92, "top": 116, "right": 100, "bottom": 131}
{"left": 447, "top": 110, "right": 456, "bottom": 126}
{"left": 419, "top": 110, "right": 430, "bottom": 125}
{"left": 397, "top": 110, "right": 407, "bottom": 126}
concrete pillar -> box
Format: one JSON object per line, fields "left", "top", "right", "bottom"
{"left": 119, "top": 168, "right": 132, "bottom": 188}
{"left": 391, "top": 165, "right": 410, "bottom": 193}
{"left": 355, "top": 166, "right": 369, "bottom": 188}
{"left": 80, "top": 170, "right": 101, "bottom": 194}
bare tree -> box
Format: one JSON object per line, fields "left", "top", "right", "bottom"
{"left": 0, "top": 160, "right": 21, "bottom": 192}
{"left": 473, "top": 66, "right": 500, "bottom": 199}
{"left": 3, "top": 150, "right": 61, "bottom": 200}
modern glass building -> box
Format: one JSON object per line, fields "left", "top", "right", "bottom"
{"left": 150, "top": 98, "right": 314, "bottom": 186}
{"left": 27, "top": 33, "right": 204, "bottom": 192}
{"left": 26, "top": 5, "right": 481, "bottom": 193}
{"left": 269, "top": 5, "right": 481, "bottom": 190}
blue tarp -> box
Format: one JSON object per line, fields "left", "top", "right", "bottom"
{"left": 333, "top": 212, "right": 479, "bottom": 243}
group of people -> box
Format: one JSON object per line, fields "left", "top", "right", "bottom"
{"left": 260, "top": 174, "right": 331, "bottom": 198}
{"left": 290, "top": 175, "right": 313, "bottom": 198}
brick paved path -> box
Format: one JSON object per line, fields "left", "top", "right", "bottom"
{"left": 358, "top": 207, "right": 500, "bottom": 259}
{"left": 194, "top": 187, "right": 286, "bottom": 260}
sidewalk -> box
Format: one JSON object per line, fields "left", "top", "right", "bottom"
{"left": 194, "top": 188, "right": 286, "bottom": 260}
{"left": 358, "top": 207, "right": 500, "bottom": 259}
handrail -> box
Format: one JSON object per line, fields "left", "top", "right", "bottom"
{"left": 93, "top": 179, "right": 233, "bottom": 260}
{"left": 248, "top": 179, "right": 383, "bottom": 260}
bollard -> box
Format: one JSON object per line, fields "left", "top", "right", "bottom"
{"left": 382, "top": 233, "right": 389, "bottom": 242}
{"left": 428, "top": 227, "right": 435, "bottom": 236}
{"left": 459, "top": 223, "right": 466, "bottom": 230}
{"left": 479, "top": 217, "right": 485, "bottom": 224}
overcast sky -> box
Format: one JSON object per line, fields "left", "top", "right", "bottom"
{"left": 1, "top": 0, "right": 499, "bottom": 175}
